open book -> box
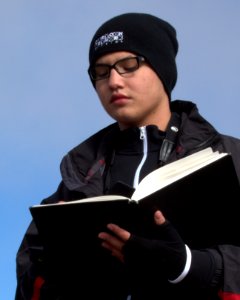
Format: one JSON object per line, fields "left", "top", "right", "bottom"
{"left": 31, "top": 147, "right": 231, "bottom": 204}
{"left": 31, "top": 147, "right": 240, "bottom": 245}
{"left": 30, "top": 147, "right": 240, "bottom": 286}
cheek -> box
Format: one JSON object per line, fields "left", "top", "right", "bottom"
{"left": 136, "top": 78, "right": 155, "bottom": 98}
{"left": 96, "top": 85, "right": 107, "bottom": 104}
{"left": 140, "top": 73, "right": 165, "bottom": 97}
{"left": 95, "top": 87, "right": 111, "bottom": 113}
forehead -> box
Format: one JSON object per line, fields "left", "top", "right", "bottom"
{"left": 95, "top": 51, "right": 137, "bottom": 64}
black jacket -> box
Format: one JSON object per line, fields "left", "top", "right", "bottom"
{"left": 15, "top": 100, "right": 240, "bottom": 300}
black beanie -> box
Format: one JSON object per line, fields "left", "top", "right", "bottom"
{"left": 88, "top": 12, "right": 178, "bottom": 100}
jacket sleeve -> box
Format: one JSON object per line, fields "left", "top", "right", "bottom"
{"left": 15, "top": 220, "right": 52, "bottom": 300}
{"left": 218, "top": 245, "right": 240, "bottom": 300}
{"left": 15, "top": 181, "right": 83, "bottom": 300}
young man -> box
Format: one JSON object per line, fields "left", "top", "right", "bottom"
{"left": 15, "top": 12, "right": 240, "bottom": 300}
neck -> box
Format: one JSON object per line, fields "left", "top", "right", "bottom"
{"left": 119, "top": 99, "right": 172, "bottom": 132}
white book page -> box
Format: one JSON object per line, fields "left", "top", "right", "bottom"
{"left": 132, "top": 148, "right": 227, "bottom": 201}
{"left": 32, "top": 194, "right": 128, "bottom": 207}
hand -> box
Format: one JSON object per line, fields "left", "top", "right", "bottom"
{"left": 123, "top": 210, "right": 187, "bottom": 280}
{"left": 99, "top": 210, "right": 221, "bottom": 288}
{"left": 98, "top": 210, "right": 186, "bottom": 280}
{"left": 98, "top": 210, "right": 165, "bottom": 262}
{"left": 98, "top": 221, "right": 131, "bottom": 263}
{"left": 97, "top": 210, "right": 168, "bottom": 256}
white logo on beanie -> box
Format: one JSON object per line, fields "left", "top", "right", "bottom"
{"left": 94, "top": 32, "right": 123, "bottom": 50}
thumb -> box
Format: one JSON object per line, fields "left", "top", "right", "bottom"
{"left": 154, "top": 210, "right": 166, "bottom": 225}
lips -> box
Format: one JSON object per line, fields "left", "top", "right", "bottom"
{"left": 111, "top": 94, "right": 129, "bottom": 103}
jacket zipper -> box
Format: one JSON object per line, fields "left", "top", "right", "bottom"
{"left": 133, "top": 126, "right": 148, "bottom": 188}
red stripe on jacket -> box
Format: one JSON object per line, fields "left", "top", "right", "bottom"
{"left": 219, "top": 290, "right": 240, "bottom": 300}
{"left": 31, "top": 276, "right": 45, "bottom": 300}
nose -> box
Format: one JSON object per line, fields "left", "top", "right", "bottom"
{"left": 108, "top": 68, "right": 124, "bottom": 88}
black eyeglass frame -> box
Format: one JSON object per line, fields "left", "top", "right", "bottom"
{"left": 88, "top": 56, "right": 145, "bottom": 81}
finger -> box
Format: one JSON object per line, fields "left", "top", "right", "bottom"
{"left": 100, "top": 241, "right": 125, "bottom": 262}
{"left": 98, "top": 234, "right": 125, "bottom": 263}
{"left": 154, "top": 210, "right": 166, "bottom": 225}
{"left": 111, "top": 249, "right": 125, "bottom": 263}
{"left": 98, "top": 232, "right": 125, "bottom": 251}
{"left": 106, "top": 223, "right": 131, "bottom": 242}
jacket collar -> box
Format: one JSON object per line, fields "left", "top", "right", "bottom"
{"left": 60, "top": 100, "right": 220, "bottom": 193}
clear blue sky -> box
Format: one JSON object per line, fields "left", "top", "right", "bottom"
{"left": 1, "top": 1, "right": 240, "bottom": 299}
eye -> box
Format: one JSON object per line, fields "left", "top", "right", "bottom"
{"left": 119, "top": 58, "right": 138, "bottom": 71}
{"left": 94, "top": 65, "right": 109, "bottom": 77}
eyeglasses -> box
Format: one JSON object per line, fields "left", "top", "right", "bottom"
{"left": 88, "top": 56, "right": 145, "bottom": 81}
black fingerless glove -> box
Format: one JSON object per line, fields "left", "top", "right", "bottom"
{"left": 123, "top": 220, "right": 223, "bottom": 289}
{"left": 123, "top": 220, "right": 187, "bottom": 280}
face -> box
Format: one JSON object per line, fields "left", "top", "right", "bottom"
{"left": 94, "top": 51, "right": 170, "bottom": 130}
